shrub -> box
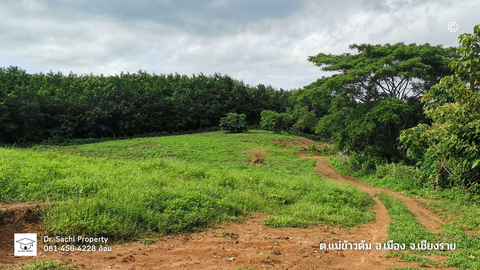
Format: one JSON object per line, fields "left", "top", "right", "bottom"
{"left": 220, "top": 113, "right": 248, "bottom": 133}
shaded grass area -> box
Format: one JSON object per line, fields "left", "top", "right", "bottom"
{"left": 0, "top": 131, "right": 374, "bottom": 241}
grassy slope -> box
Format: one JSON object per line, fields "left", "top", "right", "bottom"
{"left": 0, "top": 131, "right": 374, "bottom": 241}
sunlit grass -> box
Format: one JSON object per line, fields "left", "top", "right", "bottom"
{"left": 1, "top": 131, "right": 375, "bottom": 241}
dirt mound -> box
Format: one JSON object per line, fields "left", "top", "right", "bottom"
{"left": 0, "top": 202, "right": 43, "bottom": 265}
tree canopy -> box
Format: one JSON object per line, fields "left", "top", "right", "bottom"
{"left": 308, "top": 43, "right": 456, "bottom": 102}
{"left": 0, "top": 69, "right": 291, "bottom": 143}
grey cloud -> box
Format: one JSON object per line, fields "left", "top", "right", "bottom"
{"left": 0, "top": 0, "right": 479, "bottom": 90}
{"left": 41, "top": 0, "right": 304, "bottom": 35}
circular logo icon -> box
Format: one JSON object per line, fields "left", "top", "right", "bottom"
{"left": 448, "top": 22, "right": 458, "bottom": 33}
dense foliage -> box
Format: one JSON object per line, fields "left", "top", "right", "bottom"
{"left": 260, "top": 110, "right": 293, "bottom": 133}
{"left": 260, "top": 105, "right": 318, "bottom": 134}
{"left": 400, "top": 25, "right": 480, "bottom": 192}
{"left": 0, "top": 69, "right": 291, "bottom": 143}
{"left": 307, "top": 42, "right": 457, "bottom": 166}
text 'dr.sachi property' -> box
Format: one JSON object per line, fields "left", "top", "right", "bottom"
{"left": 43, "top": 235, "right": 109, "bottom": 244}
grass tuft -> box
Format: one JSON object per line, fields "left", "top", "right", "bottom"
{"left": 248, "top": 147, "right": 268, "bottom": 164}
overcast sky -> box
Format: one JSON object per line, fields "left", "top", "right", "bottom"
{"left": 0, "top": 0, "right": 478, "bottom": 89}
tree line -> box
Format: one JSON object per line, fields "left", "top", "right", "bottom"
{"left": 0, "top": 68, "right": 291, "bottom": 143}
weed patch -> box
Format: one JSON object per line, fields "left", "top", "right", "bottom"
{"left": 385, "top": 252, "right": 438, "bottom": 267}
{"left": 16, "top": 259, "right": 75, "bottom": 270}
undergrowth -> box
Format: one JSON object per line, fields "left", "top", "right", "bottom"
{"left": 330, "top": 155, "right": 480, "bottom": 203}
{"left": 13, "top": 259, "right": 75, "bottom": 270}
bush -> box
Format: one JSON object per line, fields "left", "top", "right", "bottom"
{"left": 370, "top": 164, "right": 424, "bottom": 191}
{"left": 260, "top": 110, "right": 293, "bottom": 133}
{"left": 220, "top": 113, "right": 248, "bottom": 133}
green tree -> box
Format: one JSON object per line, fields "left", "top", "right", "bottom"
{"left": 288, "top": 105, "right": 317, "bottom": 134}
{"left": 219, "top": 113, "right": 248, "bottom": 133}
{"left": 400, "top": 24, "right": 480, "bottom": 192}
{"left": 308, "top": 43, "right": 456, "bottom": 164}
{"left": 308, "top": 43, "right": 456, "bottom": 102}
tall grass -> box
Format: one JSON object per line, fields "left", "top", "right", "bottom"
{"left": 248, "top": 148, "right": 268, "bottom": 164}
{"left": 330, "top": 155, "right": 480, "bottom": 202}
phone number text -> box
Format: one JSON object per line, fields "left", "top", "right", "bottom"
{"left": 42, "top": 245, "right": 112, "bottom": 252}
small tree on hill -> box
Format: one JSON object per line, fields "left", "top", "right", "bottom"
{"left": 220, "top": 113, "right": 248, "bottom": 133}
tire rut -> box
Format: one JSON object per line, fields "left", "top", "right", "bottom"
{"left": 309, "top": 155, "right": 443, "bottom": 233}
{"left": 299, "top": 153, "right": 446, "bottom": 269}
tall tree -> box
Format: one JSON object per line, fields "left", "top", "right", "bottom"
{"left": 308, "top": 43, "right": 456, "bottom": 102}
{"left": 308, "top": 43, "right": 457, "bottom": 165}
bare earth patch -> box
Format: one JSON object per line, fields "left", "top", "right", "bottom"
{"left": 273, "top": 138, "right": 316, "bottom": 147}
{"left": 1, "top": 154, "right": 451, "bottom": 269}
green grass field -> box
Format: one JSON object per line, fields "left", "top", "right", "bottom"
{"left": 0, "top": 130, "right": 374, "bottom": 241}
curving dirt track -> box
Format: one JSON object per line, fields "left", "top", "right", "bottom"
{"left": 1, "top": 155, "right": 449, "bottom": 269}
{"left": 301, "top": 154, "right": 444, "bottom": 233}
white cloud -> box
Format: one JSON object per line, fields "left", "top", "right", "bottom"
{"left": 0, "top": 0, "right": 478, "bottom": 89}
